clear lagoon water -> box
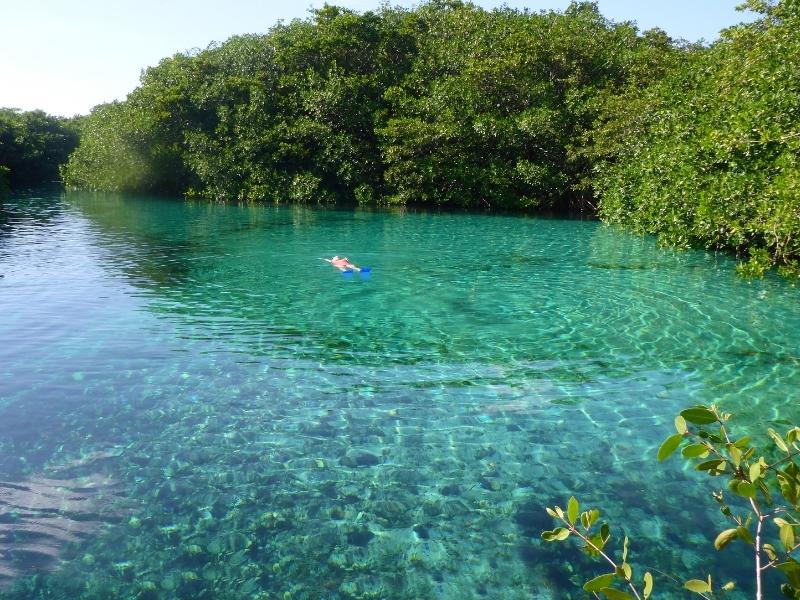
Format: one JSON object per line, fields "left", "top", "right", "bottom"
{"left": 0, "top": 190, "right": 798, "bottom": 599}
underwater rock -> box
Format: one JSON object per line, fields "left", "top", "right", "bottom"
{"left": 475, "top": 446, "right": 496, "bottom": 459}
{"left": 413, "top": 524, "right": 430, "bottom": 540}
{"left": 340, "top": 450, "right": 381, "bottom": 468}
{"left": 479, "top": 477, "right": 501, "bottom": 491}
{"left": 346, "top": 526, "right": 374, "bottom": 547}
{"left": 337, "top": 484, "right": 362, "bottom": 504}
{"left": 440, "top": 484, "right": 461, "bottom": 497}
{"left": 372, "top": 500, "right": 410, "bottom": 525}
{"left": 254, "top": 511, "right": 289, "bottom": 531}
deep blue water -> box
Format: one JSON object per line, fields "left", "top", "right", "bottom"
{"left": 0, "top": 190, "right": 798, "bottom": 599}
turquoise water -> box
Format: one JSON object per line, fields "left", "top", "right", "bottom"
{"left": 0, "top": 190, "right": 798, "bottom": 599}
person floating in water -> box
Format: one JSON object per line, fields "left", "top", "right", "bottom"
{"left": 325, "top": 255, "right": 361, "bottom": 272}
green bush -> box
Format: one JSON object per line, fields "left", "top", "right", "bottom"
{"left": 542, "top": 405, "right": 800, "bottom": 599}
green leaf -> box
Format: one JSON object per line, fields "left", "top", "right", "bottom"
{"left": 545, "top": 507, "right": 558, "bottom": 518}
{"left": 749, "top": 462, "right": 762, "bottom": 482}
{"left": 733, "top": 436, "right": 751, "bottom": 449}
{"left": 582, "top": 508, "right": 600, "bottom": 530}
{"left": 622, "top": 535, "right": 629, "bottom": 563}
{"left": 583, "top": 573, "right": 615, "bottom": 592}
{"left": 788, "top": 427, "right": 800, "bottom": 444}
{"left": 732, "top": 480, "right": 757, "bottom": 498}
{"left": 696, "top": 459, "right": 726, "bottom": 474}
{"left": 728, "top": 444, "right": 742, "bottom": 467}
{"left": 682, "top": 443, "right": 710, "bottom": 459}
{"left": 643, "top": 571, "right": 653, "bottom": 599}
{"left": 600, "top": 588, "right": 635, "bottom": 600}
{"left": 590, "top": 509, "right": 600, "bottom": 526}
{"left": 736, "top": 526, "right": 754, "bottom": 546}
{"left": 680, "top": 407, "right": 717, "bottom": 425}
{"left": 769, "top": 428, "right": 790, "bottom": 452}
{"left": 540, "top": 528, "right": 570, "bottom": 542}
{"left": 776, "top": 561, "right": 800, "bottom": 589}
{"left": 600, "top": 523, "right": 611, "bottom": 544}
{"left": 674, "top": 415, "right": 688, "bottom": 434}
{"left": 721, "top": 581, "right": 736, "bottom": 591}
{"left": 780, "top": 523, "right": 795, "bottom": 551}
{"left": 764, "top": 543, "right": 779, "bottom": 561}
{"left": 567, "top": 496, "right": 579, "bottom": 526}
{"left": 714, "top": 528, "right": 738, "bottom": 550}
{"left": 684, "top": 579, "right": 712, "bottom": 593}
{"left": 658, "top": 434, "right": 684, "bottom": 462}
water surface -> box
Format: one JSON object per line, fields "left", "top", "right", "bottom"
{"left": 1, "top": 191, "right": 798, "bottom": 599}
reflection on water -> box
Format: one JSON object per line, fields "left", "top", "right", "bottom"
{"left": 0, "top": 191, "right": 797, "bottom": 598}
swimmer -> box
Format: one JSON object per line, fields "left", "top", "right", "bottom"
{"left": 324, "top": 255, "right": 361, "bottom": 272}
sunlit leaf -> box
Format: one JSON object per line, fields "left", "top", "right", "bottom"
{"left": 764, "top": 543, "right": 778, "bottom": 561}
{"left": 732, "top": 480, "right": 756, "bottom": 498}
{"left": 727, "top": 444, "right": 742, "bottom": 467}
{"left": 769, "top": 428, "right": 790, "bottom": 453}
{"left": 696, "top": 459, "right": 726, "bottom": 474}
{"left": 643, "top": 571, "right": 653, "bottom": 599}
{"left": 780, "top": 523, "right": 795, "bottom": 551}
{"left": 682, "top": 443, "right": 710, "bottom": 459}
{"left": 680, "top": 407, "right": 717, "bottom": 425}
{"left": 714, "top": 528, "right": 738, "bottom": 550}
{"left": 658, "top": 434, "right": 683, "bottom": 462}
{"left": 583, "top": 573, "right": 615, "bottom": 592}
{"left": 684, "top": 579, "right": 712, "bottom": 593}
{"left": 567, "top": 496, "right": 579, "bottom": 526}
{"left": 674, "top": 415, "right": 688, "bottom": 435}
{"left": 541, "top": 527, "right": 571, "bottom": 542}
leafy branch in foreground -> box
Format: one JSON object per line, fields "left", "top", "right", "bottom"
{"left": 542, "top": 405, "right": 800, "bottom": 599}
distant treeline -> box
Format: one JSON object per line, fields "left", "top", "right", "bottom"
{"left": 0, "top": 109, "right": 80, "bottom": 194}
{"left": 55, "top": 0, "right": 800, "bottom": 275}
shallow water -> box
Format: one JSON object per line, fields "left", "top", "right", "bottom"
{"left": 0, "top": 190, "right": 798, "bottom": 599}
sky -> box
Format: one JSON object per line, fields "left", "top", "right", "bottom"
{"left": 0, "top": 0, "right": 756, "bottom": 117}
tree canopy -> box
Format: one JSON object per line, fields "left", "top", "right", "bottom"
{"left": 0, "top": 108, "right": 80, "bottom": 192}
{"left": 57, "top": 0, "right": 800, "bottom": 275}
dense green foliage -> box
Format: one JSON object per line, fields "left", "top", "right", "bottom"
{"left": 60, "top": 0, "right": 800, "bottom": 274}
{"left": 61, "top": 1, "right": 674, "bottom": 209}
{"left": 0, "top": 108, "right": 80, "bottom": 192}
{"left": 595, "top": 0, "right": 800, "bottom": 277}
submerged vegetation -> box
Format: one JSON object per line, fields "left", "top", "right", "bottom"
{"left": 12, "top": 0, "right": 791, "bottom": 275}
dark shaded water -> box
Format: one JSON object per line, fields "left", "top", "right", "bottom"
{"left": 0, "top": 191, "right": 798, "bottom": 598}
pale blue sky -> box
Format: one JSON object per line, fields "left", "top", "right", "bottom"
{"left": 1, "top": 1, "right": 755, "bottom": 117}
